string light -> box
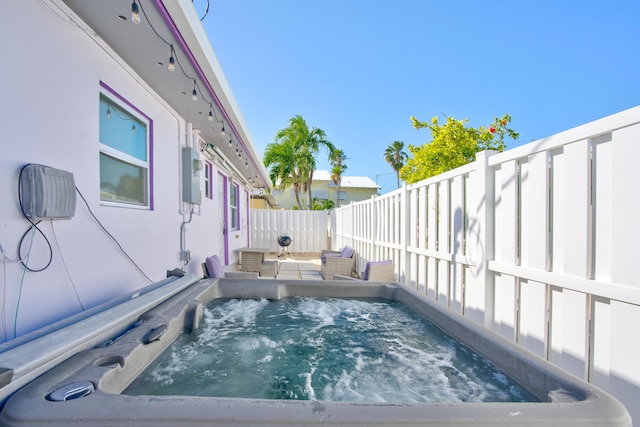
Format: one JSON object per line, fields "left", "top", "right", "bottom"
{"left": 125, "top": 0, "right": 264, "bottom": 185}
{"left": 131, "top": 1, "right": 140, "bottom": 24}
{"left": 168, "top": 45, "right": 175, "bottom": 71}
{"left": 106, "top": 106, "right": 111, "bottom": 119}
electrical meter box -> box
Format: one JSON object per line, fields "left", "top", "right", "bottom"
{"left": 182, "top": 147, "right": 202, "bottom": 204}
{"left": 20, "top": 164, "right": 76, "bottom": 221}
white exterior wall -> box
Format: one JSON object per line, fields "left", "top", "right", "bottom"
{"left": 0, "top": 1, "right": 251, "bottom": 341}
{"left": 332, "top": 106, "right": 640, "bottom": 423}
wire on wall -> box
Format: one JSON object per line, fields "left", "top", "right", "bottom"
{"left": 75, "top": 187, "right": 153, "bottom": 284}
{"left": 14, "top": 226, "right": 36, "bottom": 339}
{"left": 17, "top": 165, "right": 53, "bottom": 272}
{"left": 50, "top": 222, "right": 86, "bottom": 312}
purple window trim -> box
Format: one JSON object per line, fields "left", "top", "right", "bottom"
{"left": 151, "top": 0, "right": 267, "bottom": 186}
{"left": 230, "top": 181, "right": 240, "bottom": 231}
{"left": 245, "top": 189, "right": 250, "bottom": 247}
{"left": 99, "top": 81, "right": 154, "bottom": 210}
{"left": 218, "top": 171, "right": 229, "bottom": 265}
{"left": 205, "top": 161, "right": 213, "bottom": 199}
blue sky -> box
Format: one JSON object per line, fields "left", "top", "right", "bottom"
{"left": 201, "top": 1, "right": 639, "bottom": 195}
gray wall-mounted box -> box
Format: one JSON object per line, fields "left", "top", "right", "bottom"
{"left": 181, "top": 147, "right": 202, "bottom": 204}
{"left": 20, "top": 164, "right": 76, "bottom": 221}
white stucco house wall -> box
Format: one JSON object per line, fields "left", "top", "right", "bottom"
{"left": 0, "top": 1, "right": 270, "bottom": 342}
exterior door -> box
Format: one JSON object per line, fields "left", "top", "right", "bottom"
{"left": 217, "top": 172, "right": 229, "bottom": 264}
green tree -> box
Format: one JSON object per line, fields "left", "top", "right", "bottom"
{"left": 384, "top": 141, "right": 408, "bottom": 188}
{"left": 401, "top": 114, "right": 519, "bottom": 183}
{"left": 265, "top": 115, "right": 335, "bottom": 209}
{"left": 312, "top": 197, "right": 335, "bottom": 210}
{"left": 263, "top": 137, "right": 305, "bottom": 209}
{"left": 329, "top": 149, "right": 348, "bottom": 206}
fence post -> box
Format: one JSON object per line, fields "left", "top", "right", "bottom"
{"left": 370, "top": 194, "right": 376, "bottom": 262}
{"left": 474, "top": 150, "right": 497, "bottom": 329}
{"left": 400, "top": 182, "right": 409, "bottom": 284}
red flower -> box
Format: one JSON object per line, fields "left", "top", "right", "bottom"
{"left": 489, "top": 126, "right": 496, "bottom": 134}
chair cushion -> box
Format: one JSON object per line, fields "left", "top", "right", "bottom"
{"left": 321, "top": 252, "right": 341, "bottom": 264}
{"left": 362, "top": 260, "right": 393, "bottom": 281}
{"left": 340, "top": 246, "right": 355, "bottom": 258}
{"left": 205, "top": 255, "right": 225, "bottom": 278}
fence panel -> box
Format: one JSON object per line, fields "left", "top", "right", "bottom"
{"left": 250, "top": 209, "right": 329, "bottom": 253}
{"left": 329, "top": 106, "right": 640, "bottom": 423}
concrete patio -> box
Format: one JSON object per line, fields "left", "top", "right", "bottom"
{"left": 232, "top": 253, "right": 323, "bottom": 280}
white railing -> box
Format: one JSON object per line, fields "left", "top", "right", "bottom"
{"left": 331, "top": 106, "right": 640, "bottom": 423}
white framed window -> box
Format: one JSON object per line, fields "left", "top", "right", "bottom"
{"left": 204, "top": 161, "right": 213, "bottom": 199}
{"left": 99, "top": 92, "right": 151, "bottom": 208}
{"left": 230, "top": 181, "right": 239, "bottom": 230}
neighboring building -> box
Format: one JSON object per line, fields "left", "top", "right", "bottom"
{"left": 271, "top": 170, "right": 380, "bottom": 209}
{"left": 0, "top": 1, "right": 270, "bottom": 341}
{"left": 250, "top": 189, "right": 280, "bottom": 209}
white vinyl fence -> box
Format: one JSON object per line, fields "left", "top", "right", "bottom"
{"left": 331, "top": 106, "right": 640, "bottom": 423}
{"left": 250, "top": 209, "right": 330, "bottom": 253}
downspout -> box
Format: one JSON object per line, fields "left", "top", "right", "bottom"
{"left": 179, "top": 123, "right": 195, "bottom": 265}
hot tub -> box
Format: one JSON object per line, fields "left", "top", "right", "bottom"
{"left": 0, "top": 279, "right": 631, "bottom": 426}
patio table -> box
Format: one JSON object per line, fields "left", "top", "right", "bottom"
{"left": 237, "top": 247, "right": 270, "bottom": 272}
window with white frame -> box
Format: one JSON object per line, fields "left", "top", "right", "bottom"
{"left": 99, "top": 93, "right": 150, "bottom": 207}
{"left": 230, "top": 181, "right": 239, "bottom": 230}
{"left": 204, "top": 161, "right": 213, "bottom": 199}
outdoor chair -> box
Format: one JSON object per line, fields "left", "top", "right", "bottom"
{"left": 202, "top": 254, "right": 259, "bottom": 279}
{"left": 334, "top": 260, "right": 395, "bottom": 282}
{"left": 320, "top": 246, "right": 356, "bottom": 279}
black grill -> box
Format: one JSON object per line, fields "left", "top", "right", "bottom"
{"left": 277, "top": 235, "right": 292, "bottom": 257}
{"left": 277, "top": 235, "right": 292, "bottom": 247}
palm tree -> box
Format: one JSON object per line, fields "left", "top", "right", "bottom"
{"left": 272, "top": 115, "right": 335, "bottom": 209}
{"left": 263, "top": 138, "right": 306, "bottom": 209}
{"left": 384, "top": 140, "right": 408, "bottom": 188}
{"left": 330, "top": 149, "right": 347, "bottom": 206}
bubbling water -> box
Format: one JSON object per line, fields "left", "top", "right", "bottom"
{"left": 125, "top": 298, "right": 537, "bottom": 403}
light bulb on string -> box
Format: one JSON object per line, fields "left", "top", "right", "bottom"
{"left": 228, "top": 138, "right": 232, "bottom": 148}
{"left": 168, "top": 46, "right": 175, "bottom": 71}
{"left": 131, "top": 1, "right": 140, "bottom": 24}
{"left": 208, "top": 104, "right": 214, "bottom": 121}
{"left": 192, "top": 80, "right": 197, "bottom": 101}
{"left": 106, "top": 106, "right": 111, "bottom": 119}
{"left": 131, "top": 123, "right": 136, "bottom": 134}
{"left": 221, "top": 121, "right": 225, "bottom": 136}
